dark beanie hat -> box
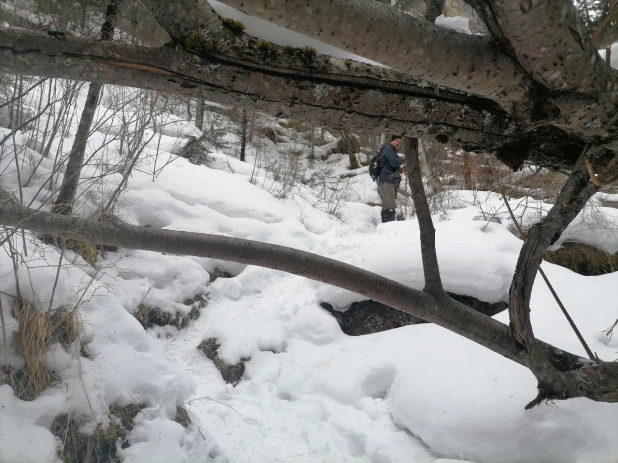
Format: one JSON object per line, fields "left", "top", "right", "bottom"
{"left": 391, "top": 135, "right": 402, "bottom": 141}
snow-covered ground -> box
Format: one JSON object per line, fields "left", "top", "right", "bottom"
{"left": 1, "top": 87, "right": 618, "bottom": 463}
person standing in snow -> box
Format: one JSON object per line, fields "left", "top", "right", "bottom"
{"left": 377, "top": 135, "right": 405, "bottom": 223}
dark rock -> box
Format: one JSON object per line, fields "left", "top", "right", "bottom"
{"left": 320, "top": 300, "right": 425, "bottom": 336}
{"left": 208, "top": 268, "right": 234, "bottom": 282}
{"left": 134, "top": 295, "right": 206, "bottom": 330}
{"left": 197, "top": 338, "right": 248, "bottom": 386}
{"left": 446, "top": 292, "right": 507, "bottom": 317}
{"left": 175, "top": 406, "right": 192, "bottom": 428}
{"left": 321, "top": 292, "right": 507, "bottom": 336}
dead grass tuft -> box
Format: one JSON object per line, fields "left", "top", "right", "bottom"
{"left": 545, "top": 242, "right": 618, "bottom": 276}
{"left": 514, "top": 170, "right": 568, "bottom": 200}
{"left": 39, "top": 235, "right": 98, "bottom": 266}
{"left": 66, "top": 240, "right": 98, "bottom": 266}
{"left": 7, "top": 300, "right": 79, "bottom": 400}
{"left": 52, "top": 404, "right": 142, "bottom": 463}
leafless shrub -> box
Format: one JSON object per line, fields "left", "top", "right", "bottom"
{"left": 307, "top": 166, "right": 356, "bottom": 218}
{"left": 266, "top": 146, "right": 306, "bottom": 199}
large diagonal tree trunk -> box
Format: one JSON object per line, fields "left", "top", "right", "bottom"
{"left": 2, "top": 0, "right": 617, "bottom": 166}
{"left": 52, "top": 1, "right": 118, "bottom": 216}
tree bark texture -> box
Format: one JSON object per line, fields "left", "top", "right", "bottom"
{"left": 216, "top": 0, "right": 533, "bottom": 118}
{"left": 216, "top": 0, "right": 618, "bottom": 150}
{"left": 141, "top": 0, "right": 225, "bottom": 44}
{"left": 425, "top": 0, "right": 445, "bottom": 22}
{"left": 466, "top": 0, "right": 618, "bottom": 143}
{"left": 506, "top": 150, "right": 614, "bottom": 405}
{"left": 0, "top": 30, "right": 521, "bottom": 151}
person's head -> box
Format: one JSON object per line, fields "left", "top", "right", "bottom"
{"left": 390, "top": 135, "right": 403, "bottom": 150}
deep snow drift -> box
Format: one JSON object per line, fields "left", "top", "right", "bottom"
{"left": 0, "top": 89, "right": 617, "bottom": 463}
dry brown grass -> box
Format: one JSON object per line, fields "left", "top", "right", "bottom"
{"left": 545, "top": 242, "right": 618, "bottom": 276}
{"left": 7, "top": 300, "right": 79, "bottom": 400}
{"left": 52, "top": 404, "right": 142, "bottom": 463}
{"left": 66, "top": 240, "right": 98, "bottom": 266}
{"left": 39, "top": 235, "right": 98, "bottom": 266}
{"left": 514, "top": 170, "right": 568, "bottom": 200}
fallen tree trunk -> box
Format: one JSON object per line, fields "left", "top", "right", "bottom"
{"left": 0, "top": 29, "right": 597, "bottom": 169}
{"left": 0, "top": 29, "right": 516, "bottom": 153}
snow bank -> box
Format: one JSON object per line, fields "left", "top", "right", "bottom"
{"left": 0, "top": 239, "right": 221, "bottom": 462}
{"left": 115, "top": 147, "right": 617, "bottom": 463}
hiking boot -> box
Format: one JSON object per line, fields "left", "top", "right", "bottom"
{"left": 382, "top": 209, "right": 396, "bottom": 223}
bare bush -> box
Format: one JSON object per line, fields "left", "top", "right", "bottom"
{"left": 307, "top": 166, "right": 356, "bottom": 218}
{"left": 265, "top": 146, "right": 305, "bottom": 199}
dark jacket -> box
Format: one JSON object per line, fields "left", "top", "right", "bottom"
{"left": 377, "top": 143, "right": 404, "bottom": 184}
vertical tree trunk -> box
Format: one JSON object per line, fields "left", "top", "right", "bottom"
{"left": 418, "top": 140, "right": 442, "bottom": 195}
{"left": 239, "top": 109, "right": 248, "bottom": 162}
{"left": 403, "top": 136, "right": 444, "bottom": 293}
{"left": 347, "top": 152, "right": 360, "bottom": 169}
{"left": 463, "top": 152, "right": 472, "bottom": 190}
{"left": 249, "top": 110, "right": 256, "bottom": 143}
{"left": 195, "top": 98, "right": 204, "bottom": 131}
{"left": 606, "top": 46, "right": 612, "bottom": 66}
{"left": 309, "top": 123, "right": 316, "bottom": 160}
{"left": 52, "top": 1, "right": 117, "bottom": 216}
{"left": 186, "top": 98, "right": 193, "bottom": 121}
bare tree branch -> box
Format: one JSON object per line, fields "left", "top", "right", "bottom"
{"left": 403, "top": 136, "right": 444, "bottom": 295}
{"left": 499, "top": 188, "right": 596, "bottom": 362}
{"left": 53, "top": 0, "right": 118, "bottom": 216}
{"left": 507, "top": 149, "right": 618, "bottom": 406}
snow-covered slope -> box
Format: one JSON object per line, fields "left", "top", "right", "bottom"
{"left": 1, "top": 90, "right": 617, "bottom": 463}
